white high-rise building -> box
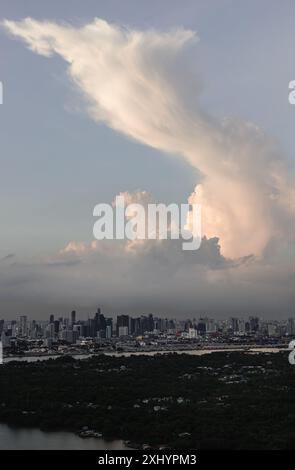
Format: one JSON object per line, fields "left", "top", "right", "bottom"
{"left": 118, "top": 326, "right": 129, "bottom": 337}
{"left": 188, "top": 328, "right": 198, "bottom": 338}
{"left": 267, "top": 323, "right": 277, "bottom": 337}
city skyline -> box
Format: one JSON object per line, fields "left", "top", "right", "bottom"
{"left": 2, "top": 308, "right": 295, "bottom": 335}
{"left": 1, "top": 308, "right": 295, "bottom": 323}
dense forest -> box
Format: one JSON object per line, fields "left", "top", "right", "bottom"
{"left": 1, "top": 351, "right": 295, "bottom": 449}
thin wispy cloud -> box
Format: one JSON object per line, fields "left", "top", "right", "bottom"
{"left": 0, "top": 253, "right": 15, "bottom": 262}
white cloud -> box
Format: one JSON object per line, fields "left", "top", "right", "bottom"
{"left": 2, "top": 17, "right": 295, "bottom": 260}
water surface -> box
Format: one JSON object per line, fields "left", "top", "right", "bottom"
{"left": 0, "top": 423, "right": 128, "bottom": 450}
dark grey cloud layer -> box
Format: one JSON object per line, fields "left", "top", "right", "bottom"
{"left": 0, "top": 237, "right": 294, "bottom": 319}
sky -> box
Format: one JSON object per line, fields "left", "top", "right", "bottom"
{"left": 0, "top": 0, "right": 295, "bottom": 319}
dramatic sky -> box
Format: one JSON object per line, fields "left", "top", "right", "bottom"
{"left": 1, "top": 0, "right": 295, "bottom": 319}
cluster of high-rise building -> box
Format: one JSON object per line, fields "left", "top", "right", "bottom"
{"left": 0, "top": 309, "right": 178, "bottom": 347}
{"left": 1, "top": 310, "right": 295, "bottom": 350}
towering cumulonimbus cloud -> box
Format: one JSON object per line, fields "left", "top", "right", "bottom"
{"left": 2, "top": 17, "right": 295, "bottom": 258}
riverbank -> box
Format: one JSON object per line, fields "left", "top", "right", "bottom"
{"left": 2, "top": 345, "right": 287, "bottom": 363}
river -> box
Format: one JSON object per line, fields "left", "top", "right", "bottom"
{"left": 0, "top": 423, "right": 129, "bottom": 450}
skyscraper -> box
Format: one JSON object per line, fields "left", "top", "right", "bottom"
{"left": 230, "top": 317, "right": 239, "bottom": 333}
{"left": 116, "top": 315, "right": 130, "bottom": 336}
{"left": 97, "top": 313, "right": 107, "bottom": 338}
{"left": 106, "top": 318, "right": 113, "bottom": 339}
{"left": 19, "top": 315, "right": 27, "bottom": 337}
{"left": 287, "top": 318, "right": 295, "bottom": 336}
{"left": 249, "top": 316, "right": 259, "bottom": 333}
{"left": 71, "top": 310, "right": 76, "bottom": 326}
{"left": 197, "top": 318, "right": 206, "bottom": 336}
